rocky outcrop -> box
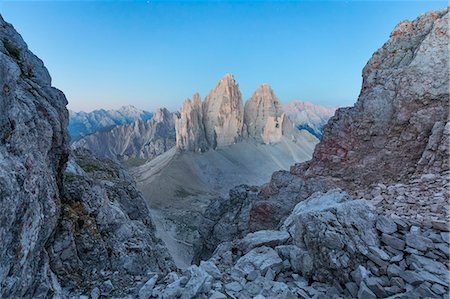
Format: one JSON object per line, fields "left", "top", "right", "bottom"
{"left": 69, "top": 105, "right": 153, "bottom": 142}
{"left": 0, "top": 15, "right": 70, "bottom": 298}
{"left": 176, "top": 93, "right": 208, "bottom": 152}
{"left": 73, "top": 108, "right": 177, "bottom": 162}
{"left": 294, "top": 9, "right": 449, "bottom": 189}
{"left": 176, "top": 77, "right": 318, "bottom": 151}
{"left": 49, "top": 149, "right": 174, "bottom": 297}
{"left": 283, "top": 100, "right": 336, "bottom": 139}
{"left": 0, "top": 15, "right": 174, "bottom": 298}
{"left": 143, "top": 190, "right": 450, "bottom": 298}
{"left": 194, "top": 8, "right": 450, "bottom": 297}
{"left": 244, "top": 84, "right": 283, "bottom": 143}
{"left": 202, "top": 74, "right": 244, "bottom": 148}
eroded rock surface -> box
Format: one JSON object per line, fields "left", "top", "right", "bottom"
{"left": 202, "top": 74, "right": 244, "bottom": 148}
{"left": 49, "top": 149, "right": 174, "bottom": 297}
{"left": 176, "top": 93, "right": 208, "bottom": 152}
{"left": 193, "top": 8, "right": 450, "bottom": 299}
{"left": 0, "top": 15, "right": 69, "bottom": 298}
{"left": 74, "top": 108, "right": 177, "bottom": 163}
{"left": 0, "top": 15, "right": 174, "bottom": 298}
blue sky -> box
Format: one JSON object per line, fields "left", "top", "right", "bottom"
{"left": 0, "top": 1, "right": 446, "bottom": 112}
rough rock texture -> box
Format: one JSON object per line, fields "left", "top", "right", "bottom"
{"left": 49, "top": 149, "right": 174, "bottom": 297}
{"left": 294, "top": 9, "right": 449, "bottom": 189}
{"left": 288, "top": 190, "right": 379, "bottom": 283}
{"left": 193, "top": 171, "right": 335, "bottom": 262}
{"left": 194, "top": 9, "right": 450, "bottom": 298}
{"left": 283, "top": 100, "right": 336, "bottom": 139}
{"left": 69, "top": 105, "right": 153, "bottom": 142}
{"left": 202, "top": 74, "right": 244, "bottom": 148}
{"left": 176, "top": 78, "right": 318, "bottom": 152}
{"left": 244, "top": 84, "right": 283, "bottom": 143}
{"left": 145, "top": 190, "right": 450, "bottom": 298}
{"left": 0, "top": 15, "right": 70, "bottom": 298}
{"left": 176, "top": 93, "right": 208, "bottom": 152}
{"left": 0, "top": 15, "right": 174, "bottom": 298}
{"left": 73, "top": 108, "right": 177, "bottom": 162}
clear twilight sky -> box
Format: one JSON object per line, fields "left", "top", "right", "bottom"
{"left": 0, "top": 1, "right": 446, "bottom": 112}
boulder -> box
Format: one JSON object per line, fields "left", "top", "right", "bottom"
{"left": 238, "top": 230, "right": 290, "bottom": 253}
{"left": 234, "top": 246, "right": 283, "bottom": 276}
{"left": 290, "top": 189, "right": 379, "bottom": 282}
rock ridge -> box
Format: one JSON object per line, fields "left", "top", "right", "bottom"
{"left": 176, "top": 75, "right": 314, "bottom": 151}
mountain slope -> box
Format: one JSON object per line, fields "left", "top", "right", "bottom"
{"left": 283, "top": 100, "right": 336, "bottom": 138}
{"left": 68, "top": 105, "right": 153, "bottom": 141}
{"left": 73, "top": 108, "right": 177, "bottom": 163}
{"left": 0, "top": 14, "right": 173, "bottom": 298}
{"left": 131, "top": 134, "right": 317, "bottom": 267}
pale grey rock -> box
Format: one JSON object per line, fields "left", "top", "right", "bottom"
{"left": 73, "top": 108, "right": 177, "bottom": 162}
{"left": 376, "top": 215, "right": 398, "bottom": 234}
{"left": 69, "top": 105, "right": 153, "bottom": 142}
{"left": 405, "top": 233, "right": 433, "bottom": 251}
{"left": 139, "top": 275, "right": 158, "bottom": 299}
{"left": 181, "top": 265, "right": 212, "bottom": 299}
{"left": 382, "top": 234, "right": 406, "bottom": 251}
{"left": 0, "top": 14, "right": 70, "bottom": 298}
{"left": 358, "top": 282, "right": 376, "bottom": 299}
{"left": 176, "top": 93, "right": 208, "bottom": 152}
{"left": 199, "top": 261, "right": 222, "bottom": 279}
{"left": 291, "top": 190, "right": 378, "bottom": 282}
{"left": 202, "top": 74, "right": 244, "bottom": 148}
{"left": 225, "top": 281, "right": 243, "bottom": 292}
{"left": 209, "top": 290, "right": 227, "bottom": 299}
{"left": 244, "top": 83, "right": 283, "bottom": 143}
{"left": 234, "top": 247, "right": 282, "bottom": 276}
{"left": 238, "top": 230, "right": 290, "bottom": 253}
{"left": 48, "top": 149, "right": 175, "bottom": 296}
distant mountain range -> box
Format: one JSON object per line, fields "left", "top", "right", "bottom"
{"left": 283, "top": 101, "right": 336, "bottom": 138}
{"left": 69, "top": 100, "right": 336, "bottom": 146}
{"left": 68, "top": 105, "right": 153, "bottom": 141}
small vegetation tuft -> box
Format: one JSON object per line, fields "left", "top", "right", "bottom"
{"left": 3, "top": 39, "right": 20, "bottom": 60}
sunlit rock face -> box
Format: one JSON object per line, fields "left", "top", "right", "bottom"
{"left": 176, "top": 93, "right": 208, "bottom": 152}
{"left": 202, "top": 73, "right": 244, "bottom": 149}
{"left": 244, "top": 83, "right": 283, "bottom": 143}
{"left": 0, "top": 14, "right": 69, "bottom": 298}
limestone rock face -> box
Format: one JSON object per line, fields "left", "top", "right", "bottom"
{"left": 195, "top": 8, "right": 450, "bottom": 267}
{"left": 244, "top": 84, "right": 283, "bottom": 143}
{"left": 202, "top": 74, "right": 244, "bottom": 148}
{"left": 0, "top": 15, "right": 70, "bottom": 298}
{"left": 176, "top": 93, "right": 208, "bottom": 152}
{"left": 73, "top": 107, "right": 177, "bottom": 162}
{"left": 296, "top": 9, "right": 450, "bottom": 188}
{"left": 49, "top": 149, "right": 174, "bottom": 296}
{"left": 68, "top": 105, "right": 153, "bottom": 142}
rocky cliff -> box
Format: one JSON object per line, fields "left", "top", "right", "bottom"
{"left": 73, "top": 108, "right": 177, "bottom": 163}
{"left": 176, "top": 93, "right": 208, "bottom": 152}
{"left": 244, "top": 83, "right": 283, "bottom": 142}
{"left": 0, "top": 15, "right": 70, "bottom": 298}
{"left": 52, "top": 149, "right": 174, "bottom": 297}
{"left": 192, "top": 8, "right": 449, "bottom": 298}
{"left": 0, "top": 15, "right": 173, "bottom": 298}
{"left": 176, "top": 76, "right": 315, "bottom": 151}
{"left": 69, "top": 105, "right": 153, "bottom": 142}
{"left": 202, "top": 74, "right": 245, "bottom": 148}
{"left": 296, "top": 9, "right": 449, "bottom": 189}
